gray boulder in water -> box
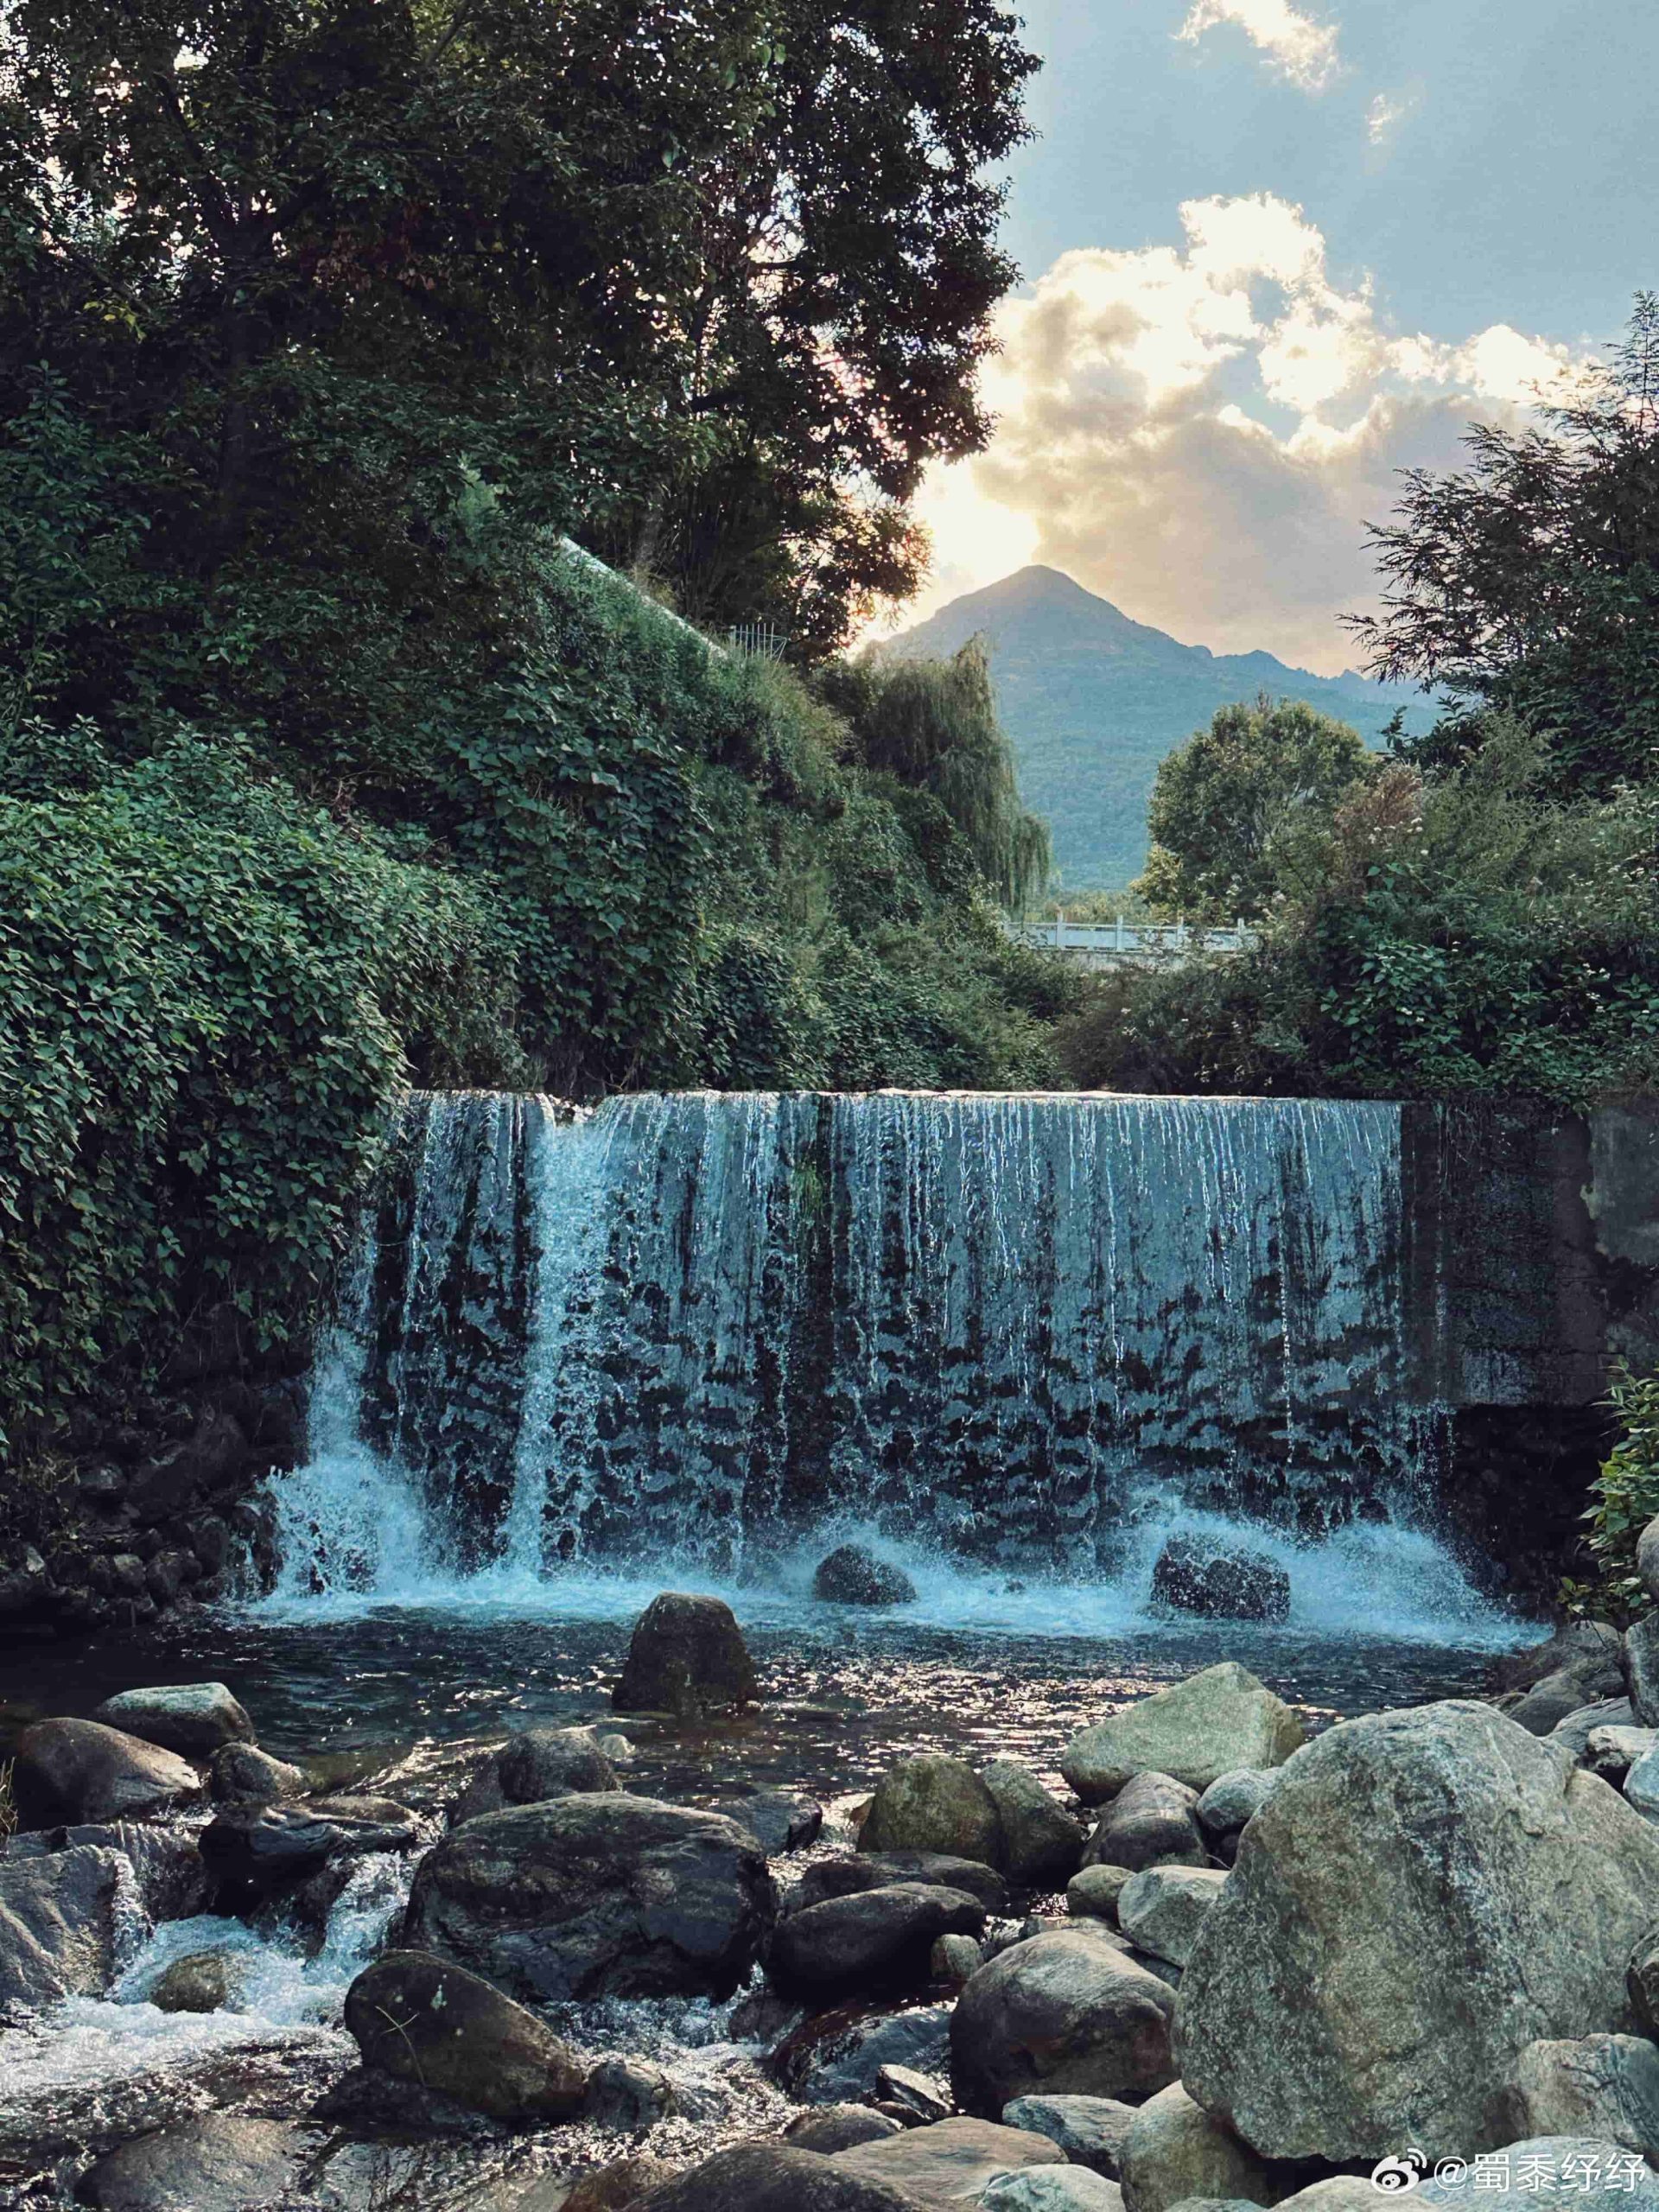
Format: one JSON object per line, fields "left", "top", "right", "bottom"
{"left": 770, "top": 1881, "right": 986, "bottom": 1998}
{"left": 1175, "top": 1700, "right": 1659, "bottom": 2160}
{"left": 404, "top": 1792, "right": 773, "bottom": 2001}
{"left": 1148, "top": 1535, "right": 1289, "bottom": 1624}
{"left": 813, "top": 1546, "right": 918, "bottom": 1606}
{"left": 950, "top": 1929, "right": 1178, "bottom": 2113}
{"left": 345, "top": 1948, "right": 586, "bottom": 2124}
{"left": 92, "top": 1681, "right": 254, "bottom": 1759}
{"left": 200, "top": 1795, "right": 420, "bottom": 1911}
{"left": 12, "top": 1718, "right": 201, "bottom": 1828}
{"left": 860, "top": 1754, "right": 1002, "bottom": 1866}
{"left": 149, "top": 1950, "right": 235, "bottom": 2014}
{"left": 613, "top": 1592, "right": 759, "bottom": 1715}
{"left": 450, "top": 1726, "right": 620, "bottom": 1825}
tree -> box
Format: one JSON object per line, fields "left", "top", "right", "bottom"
{"left": 0, "top": 0, "right": 1036, "bottom": 678}
{"left": 1351, "top": 294, "right": 1659, "bottom": 793}
{"left": 1134, "top": 695, "right": 1376, "bottom": 921}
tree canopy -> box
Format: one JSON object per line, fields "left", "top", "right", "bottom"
{"left": 1351, "top": 295, "right": 1659, "bottom": 794}
{"left": 1135, "top": 694, "right": 1376, "bottom": 922}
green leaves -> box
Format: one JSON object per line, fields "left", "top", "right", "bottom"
{"left": 1573, "top": 1363, "right": 1659, "bottom": 1622}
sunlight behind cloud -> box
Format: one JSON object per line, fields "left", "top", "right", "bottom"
{"left": 917, "top": 194, "right": 1586, "bottom": 672}
{"left": 1176, "top": 0, "right": 1341, "bottom": 94}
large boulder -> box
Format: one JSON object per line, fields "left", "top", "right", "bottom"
{"left": 1115, "top": 1868, "right": 1226, "bottom": 1967}
{"left": 452, "top": 1727, "right": 621, "bottom": 1825}
{"left": 91, "top": 1682, "right": 253, "bottom": 1759}
{"left": 0, "top": 1846, "right": 127, "bottom": 2015}
{"left": 1551, "top": 1701, "right": 1638, "bottom": 1764}
{"left": 982, "top": 1763, "right": 1088, "bottom": 1887}
{"left": 1505, "top": 2037, "right": 1659, "bottom": 2158}
{"left": 200, "top": 1795, "right": 420, "bottom": 1912}
{"left": 1175, "top": 1700, "right": 1659, "bottom": 2161}
{"left": 1084, "top": 1776, "right": 1206, "bottom": 1872}
{"left": 1001, "top": 2095, "right": 1135, "bottom": 2177}
{"left": 345, "top": 1949, "right": 585, "bottom": 2124}
{"left": 12, "top": 1719, "right": 200, "bottom": 1828}
{"left": 1118, "top": 2087, "right": 1269, "bottom": 2212}
{"left": 833, "top": 2118, "right": 1065, "bottom": 2205}
{"left": 1420, "top": 2139, "right": 1659, "bottom": 2211}
{"left": 950, "top": 1929, "right": 1178, "bottom": 2114}
{"left": 75, "top": 2114, "right": 309, "bottom": 2212}
{"left": 861, "top": 1756, "right": 1003, "bottom": 1867}
{"left": 1148, "top": 1537, "right": 1288, "bottom": 1624}
{"left": 771, "top": 1883, "right": 986, "bottom": 1999}
{"left": 404, "top": 1792, "right": 773, "bottom": 2000}
{"left": 631, "top": 2143, "right": 927, "bottom": 2210}
{"left": 814, "top": 1547, "right": 918, "bottom": 1606}
{"left": 613, "top": 1593, "right": 758, "bottom": 1715}
{"left": 1062, "top": 1668, "right": 1303, "bottom": 1802}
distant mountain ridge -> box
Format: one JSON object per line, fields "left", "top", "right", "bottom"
{"left": 887, "top": 566, "right": 1434, "bottom": 887}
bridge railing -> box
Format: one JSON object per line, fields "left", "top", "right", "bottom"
{"left": 1011, "top": 915, "right": 1255, "bottom": 959}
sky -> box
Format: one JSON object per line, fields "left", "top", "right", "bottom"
{"left": 901, "top": 0, "right": 1659, "bottom": 674}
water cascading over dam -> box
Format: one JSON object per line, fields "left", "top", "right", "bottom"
{"left": 268, "top": 1090, "right": 1455, "bottom": 1602}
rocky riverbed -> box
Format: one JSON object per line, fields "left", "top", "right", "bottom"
{"left": 2, "top": 1577, "right": 1656, "bottom": 2212}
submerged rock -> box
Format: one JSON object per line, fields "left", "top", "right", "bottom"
{"left": 149, "top": 1950, "right": 235, "bottom": 2014}
{"left": 613, "top": 1592, "right": 759, "bottom": 1715}
{"left": 1063, "top": 1665, "right": 1305, "bottom": 1802}
{"left": 12, "top": 1718, "right": 200, "bottom": 1828}
{"left": 92, "top": 1682, "right": 254, "bottom": 1759}
{"left": 860, "top": 1754, "right": 1002, "bottom": 1866}
{"left": 1148, "top": 1537, "right": 1289, "bottom": 1624}
{"left": 404, "top": 1792, "right": 773, "bottom": 2001}
{"left": 1176, "top": 1700, "right": 1659, "bottom": 2160}
{"left": 716, "top": 1785, "right": 823, "bottom": 1855}
{"left": 345, "top": 1948, "right": 587, "bottom": 2125}
{"left": 950, "top": 1929, "right": 1178, "bottom": 2113}
{"left": 813, "top": 1546, "right": 918, "bottom": 1606}
{"left": 76, "top": 2113, "right": 309, "bottom": 2211}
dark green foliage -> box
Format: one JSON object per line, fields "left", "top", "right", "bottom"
{"left": 1135, "top": 695, "right": 1377, "bottom": 922}
{"left": 0, "top": 725, "right": 527, "bottom": 1451}
{"left": 1568, "top": 1363, "right": 1659, "bottom": 1623}
{"left": 1060, "top": 721, "right": 1659, "bottom": 1109}
{"left": 1355, "top": 296, "right": 1659, "bottom": 795}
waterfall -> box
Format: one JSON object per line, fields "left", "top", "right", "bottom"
{"left": 264, "top": 1090, "right": 1453, "bottom": 1605}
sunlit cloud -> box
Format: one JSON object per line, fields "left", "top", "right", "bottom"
{"left": 900, "top": 194, "right": 1586, "bottom": 669}
{"left": 1175, "top": 0, "right": 1342, "bottom": 94}
{"left": 1366, "top": 91, "right": 1408, "bottom": 144}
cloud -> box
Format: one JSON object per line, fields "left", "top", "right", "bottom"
{"left": 905, "top": 194, "right": 1583, "bottom": 671}
{"left": 1175, "top": 0, "right": 1341, "bottom": 93}
{"left": 1366, "top": 91, "right": 1408, "bottom": 144}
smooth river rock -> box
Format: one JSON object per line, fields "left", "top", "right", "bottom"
{"left": 404, "top": 1792, "right": 773, "bottom": 2000}
{"left": 1063, "top": 1666, "right": 1305, "bottom": 1802}
{"left": 1148, "top": 1536, "right": 1289, "bottom": 1624}
{"left": 1084, "top": 1775, "right": 1206, "bottom": 1872}
{"left": 12, "top": 1719, "right": 200, "bottom": 1828}
{"left": 833, "top": 2117, "right": 1065, "bottom": 2206}
{"left": 0, "top": 1846, "right": 127, "bottom": 2014}
{"left": 76, "top": 2114, "right": 310, "bottom": 2211}
{"left": 1001, "top": 2094, "right": 1136, "bottom": 2177}
{"left": 813, "top": 1546, "right": 918, "bottom": 1606}
{"left": 861, "top": 1755, "right": 1004, "bottom": 1867}
{"left": 950, "top": 1929, "right": 1178, "bottom": 2114}
{"left": 1175, "top": 1700, "right": 1659, "bottom": 2160}
{"left": 345, "top": 1949, "right": 586, "bottom": 2123}
{"left": 452, "top": 1726, "right": 621, "bottom": 1825}
{"left": 982, "top": 1762, "right": 1088, "bottom": 1886}
{"left": 92, "top": 1682, "right": 254, "bottom": 1759}
{"left": 771, "top": 1882, "right": 986, "bottom": 1998}
{"left": 1115, "top": 1867, "right": 1225, "bottom": 1967}
{"left": 633, "top": 2142, "right": 927, "bottom": 2210}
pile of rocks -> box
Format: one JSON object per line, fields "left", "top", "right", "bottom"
{"left": 29, "top": 1575, "right": 1659, "bottom": 2212}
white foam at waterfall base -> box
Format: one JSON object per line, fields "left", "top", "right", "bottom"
{"left": 251, "top": 1502, "right": 1528, "bottom": 1651}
